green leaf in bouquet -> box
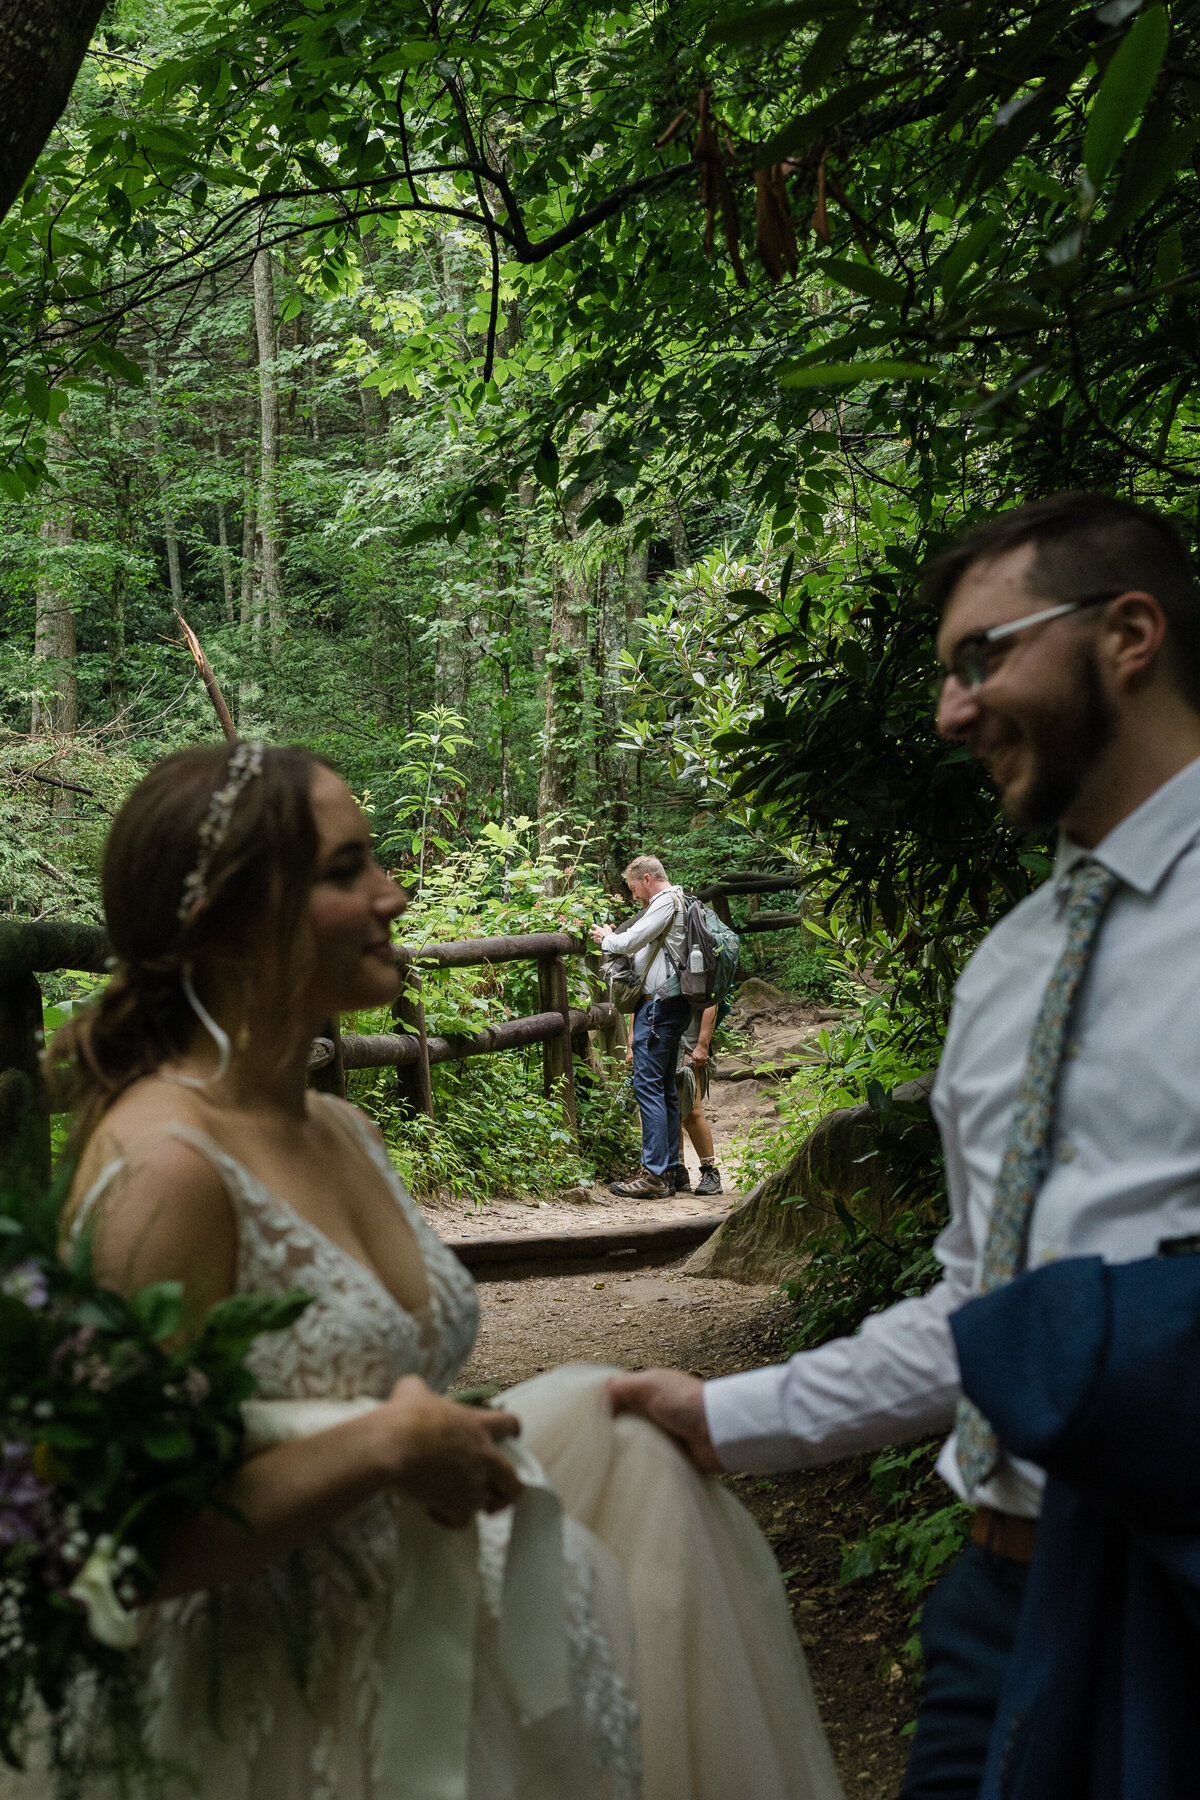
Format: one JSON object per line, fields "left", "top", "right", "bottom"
{"left": 38, "top": 1422, "right": 94, "bottom": 1450}
{"left": 76, "top": 1437, "right": 127, "bottom": 1509}
{"left": 71, "top": 1295, "right": 131, "bottom": 1331}
{"left": 195, "top": 1287, "right": 312, "bottom": 1356}
{"left": 142, "top": 1426, "right": 196, "bottom": 1463}
{"left": 131, "top": 1282, "right": 185, "bottom": 1342}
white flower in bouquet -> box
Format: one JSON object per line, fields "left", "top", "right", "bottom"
{"left": 68, "top": 1546, "right": 140, "bottom": 1651}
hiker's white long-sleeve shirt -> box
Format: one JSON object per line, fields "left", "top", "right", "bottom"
{"left": 705, "top": 755, "right": 1200, "bottom": 1516}
{"left": 601, "top": 886, "right": 687, "bottom": 996}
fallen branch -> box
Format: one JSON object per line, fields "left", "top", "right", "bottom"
{"left": 3, "top": 766, "right": 108, "bottom": 809}
{"left": 174, "top": 611, "right": 237, "bottom": 741}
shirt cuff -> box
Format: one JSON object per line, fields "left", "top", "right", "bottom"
{"left": 702, "top": 1367, "right": 800, "bottom": 1474}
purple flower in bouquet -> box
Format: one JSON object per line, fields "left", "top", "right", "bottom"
{"left": 0, "top": 1444, "right": 52, "bottom": 1547}
{"left": 1, "top": 1261, "right": 48, "bottom": 1309}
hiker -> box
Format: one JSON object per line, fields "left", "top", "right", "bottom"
{"left": 590, "top": 854, "right": 690, "bottom": 1198}
{"left": 623, "top": 998, "right": 724, "bottom": 1197}
{"left": 673, "top": 1001, "right": 723, "bottom": 1196}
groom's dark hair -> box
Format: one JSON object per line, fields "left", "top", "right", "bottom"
{"left": 921, "top": 491, "right": 1200, "bottom": 709}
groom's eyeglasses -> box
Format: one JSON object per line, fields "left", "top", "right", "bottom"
{"left": 931, "top": 590, "right": 1125, "bottom": 698}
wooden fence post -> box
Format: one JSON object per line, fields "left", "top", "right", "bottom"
{"left": 393, "top": 965, "right": 434, "bottom": 1118}
{"left": 537, "top": 954, "right": 578, "bottom": 1135}
{"left": 0, "top": 973, "right": 50, "bottom": 1187}
{"left": 710, "top": 891, "right": 734, "bottom": 930}
{"left": 307, "top": 1017, "right": 346, "bottom": 1100}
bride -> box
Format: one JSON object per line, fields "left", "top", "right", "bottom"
{"left": 18, "top": 741, "right": 844, "bottom": 1800}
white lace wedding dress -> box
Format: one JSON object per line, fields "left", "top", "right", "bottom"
{"left": 5, "top": 1103, "right": 845, "bottom": 1800}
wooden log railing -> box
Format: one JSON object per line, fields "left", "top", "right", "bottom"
{"left": 0, "top": 870, "right": 808, "bottom": 1183}
{"left": 694, "top": 872, "right": 807, "bottom": 934}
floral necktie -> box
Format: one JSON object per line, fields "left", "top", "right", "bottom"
{"left": 955, "top": 856, "right": 1121, "bottom": 1492}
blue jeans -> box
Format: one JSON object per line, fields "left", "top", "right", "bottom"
{"left": 900, "top": 1545, "right": 1029, "bottom": 1800}
{"left": 630, "top": 995, "right": 691, "bottom": 1176}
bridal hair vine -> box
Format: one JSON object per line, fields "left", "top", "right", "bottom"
{"left": 177, "top": 740, "right": 266, "bottom": 924}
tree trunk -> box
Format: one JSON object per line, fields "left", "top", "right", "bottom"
{"left": 238, "top": 443, "right": 259, "bottom": 723}
{"left": 357, "top": 379, "right": 391, "bottom": 721}
{"left": 31, "top": 461, "right": 76, "bottom": 738}
{"left": 104, "top": 387, "right": 130, "bottom": 719}
{"left": 537, "top": 516, "right": 591, "bottom": 864}
{"left": 517, "top": 476, "right": 546, "bottom": 673}
{"left": 668, "top": 500, "right": 692, "bottom": 572}
{"left": 146, "top": 348, "right": 184, "bottom": 609}
{"left": 594, "top": 557, "right": 629, "bottom": 883}
{"left": 211, "top": 417, "right": 235, "bottom": 626}
{"left": 252, "top": 247, "right": 284, "bottom": 650}
{"left": 0, "top": 0, "right": 108, "bottom": 224}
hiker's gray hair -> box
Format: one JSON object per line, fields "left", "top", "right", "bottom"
{"left": 623, "top": 854, "right": 667, "bottom": 883}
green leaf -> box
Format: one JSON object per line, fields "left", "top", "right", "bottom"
{"left": 1084, "top": 5, "right": 1170, "bottom": 187}
{"left": 131, "top": 1281, "right": 184, "bottom": 1341}
{"left": 704, "top": 2, "right": 841, "bottom": 45}
{"left": 200, "top": 1288, "right": 311, "bottom": 1343}
{"left": 779, "top": 550, "right": 795, "bottom": 604}
{"left": 39, "top": 1423, "right": 93, "bottom": 1450}
{"left": 840, "top": 1537, "right": 877, "bottom": 1583}
{"left": 819, "top": 258, "right": 907, "bottom": 309}
{"left": 577, "top": 491, "right": 624, "bottom": 529}
{"left": 1154, "top": 224, "right": 1183, "bottom": 285}
{"left": 89, "top": 342, "right": 144, "bottom": 386}
{"left": 780, "top": 359, "right": 937, "bottom": 388}
{"left": 959, "top": 54, "right": 1089, "bottom": 203}
{"left": 803, "top": 9, "right": 864, "bottom": 85}
{"left": 22, "top": 371, "right": 51, "bottom": 421}
{"left": 759, "top": 72, "right": 898, "bottom": 162}
{"left": 401, "top": 519, "right": 449, "bottom": 546}
{"left": 936, "top": 216, "right": 1002, "bottom": 299}
{"left": 375, "top": 40, "right": 439, "bottom": 72}
{"left": 279, "top": 295, "right": 303, "bottom": 323}
{"left": 142, "top": 1426, "right": 195, "bottom": 1462}
{"left": 1089, "top": 107, "right": 1198, "bottom": 252}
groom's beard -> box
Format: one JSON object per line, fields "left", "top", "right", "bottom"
{"left": 1003, "top": 647, "right": 1118, "bottom": 834}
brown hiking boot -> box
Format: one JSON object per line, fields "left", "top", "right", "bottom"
{"left": 609, "top": 1166, "right": 666, "bottom": 1198}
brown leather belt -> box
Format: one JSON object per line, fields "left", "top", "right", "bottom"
{"left": 972, "top": 1505, "right": 1038, "bottom": 1565}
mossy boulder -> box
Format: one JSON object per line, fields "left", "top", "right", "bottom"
{"left": 686, "top": 1072, "right": 938, "bottom": 1284}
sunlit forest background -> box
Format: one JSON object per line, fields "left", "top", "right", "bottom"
{"left": 2, "top": 0, "right": 1196, "bottom": 1196}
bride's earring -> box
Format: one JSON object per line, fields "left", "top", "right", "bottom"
{"left": 235, "top": 1019, "right": 252, "bottom": 1055}
{"left": 161, "top": 966, "right": 232, "bottom": 1091}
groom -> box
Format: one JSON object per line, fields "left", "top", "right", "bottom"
{"left": 610, "top": 491, "right": 1200, "bottom": 1798}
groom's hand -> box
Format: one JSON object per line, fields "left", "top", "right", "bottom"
{"left": 606, "top": 1370, "right": 723, "bottom": 1474}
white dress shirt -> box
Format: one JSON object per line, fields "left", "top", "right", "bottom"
{"left": 704, "top": 754, "right": 1200, "bottom": 1516}
{"left": 601, "top": 886, "right": 687, "bottom": 996}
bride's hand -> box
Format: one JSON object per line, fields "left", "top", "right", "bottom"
{"left": 607, "top": 1369, "right": 723, "bottom": 1475}
{"left": 376, "top": 1376, "right": 524, "bottom": 1528}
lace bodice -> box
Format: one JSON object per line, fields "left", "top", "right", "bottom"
{"left": 76, "top": 1100, "right": 480, "bottom": 1401}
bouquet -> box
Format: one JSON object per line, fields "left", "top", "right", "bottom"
{"left": 0, "top": 1168, "right": 309, "bottom": 1781}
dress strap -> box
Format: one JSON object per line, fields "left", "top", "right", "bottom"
{"left": 314, "top": 1093, "right": 404, "bottom": 1188}
{"left": 68, "top": 1156, "right": 129, "bottom": 1248}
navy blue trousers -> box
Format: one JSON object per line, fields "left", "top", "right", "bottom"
{"left": 630, "top": 995, "right": 691, "bottom": 1175}
{"left": 900, "top": 1545, "right": 1030, "bottom": 1800}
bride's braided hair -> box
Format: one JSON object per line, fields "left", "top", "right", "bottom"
{"left": 48, "top": 742, "right": 331, "bottom": 1138}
